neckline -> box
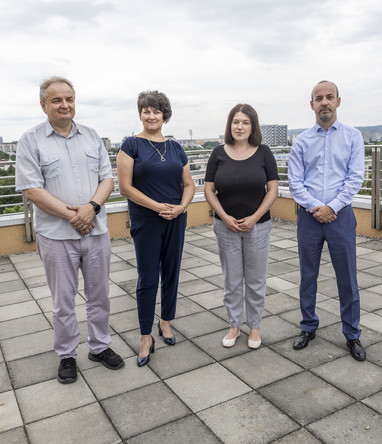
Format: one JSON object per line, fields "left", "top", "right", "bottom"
{"left": 222, "top": 144, "right": 260, "bottom": 161}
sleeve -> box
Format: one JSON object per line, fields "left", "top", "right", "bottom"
{"left": 120, "top": 137, "right": 138, "bottom": 159}
{"left": 327, "top": 129, "right": 365, "bottom": 213}
{"left": 204, "top": 146, "right": 219, "bottom": 182}
{"left": 174, "top": 141, "right": 188, "bottom": 166}
{"left": 96, "top": 132, "right": 113, "bottom": 181}
{"left": 288, "top": 137, "right": 324, "bottom": 210}
{"left": 15, "top": 133, "right": 45, "bottom": 191}
{"left": 263, "top": 145, "right": 280, "bottom": 181}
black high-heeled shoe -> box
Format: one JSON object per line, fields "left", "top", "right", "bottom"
{"left": 137, "top": 336, "right": 155, "bottom": 367}
{"left": 158, "top": 320, "right": 176, "bottom": 346}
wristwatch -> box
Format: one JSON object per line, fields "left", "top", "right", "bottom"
{"left": 89, "top": 200, "right": 101, "bottom": 215}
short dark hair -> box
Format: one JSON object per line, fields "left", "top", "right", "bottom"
{"left": 224, "top": 104, "right": 262, "bottom": 147}
{"left": 40, "top": 76, "right": 75, "bottom": 102}
{"left": 137, "top": 90, "right": 172, "bottom": 123}
{"left": 311, "top": 80, "right": 339, "bottom": 100}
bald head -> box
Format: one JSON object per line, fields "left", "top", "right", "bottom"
{"left": 311, "top": 80, "right": 339, "bottom": 101}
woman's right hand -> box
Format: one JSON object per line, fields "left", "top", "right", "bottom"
{"left": 222, "top": 215, "right": 245, "bottom": 232}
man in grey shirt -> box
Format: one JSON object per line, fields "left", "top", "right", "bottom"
{"left": 16, "top": 76, "right": 124, "bottom": 383}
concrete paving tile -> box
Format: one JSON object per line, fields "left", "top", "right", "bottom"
{"left": 359, "top": 289, "right": 382, "bottom": 312}
{"left": 83, "top": 356, "right": 159, "bottom": 400}
{"left": 17, "top": 265, "right": 45, "bottom": 279}
{"left": 198, "top": 391, "right": 298, "bottom": 444}
{"left": 16, "top": 374, "right": 96, "bottom": 423}
{"left": 268, "top": 249, "right": 298, "bottom": 261}
{"left": 126, "top": 415, "right": 220, "bottom": 444}
{"left": 0, "top": 349, "right": 3, "bottom": 364}
{"left": 280, "top": 307, "right": 340, "bottom": 329}
{"left": 267, "top": 261, "right": 299, "bottom": 276}
{"left": 273, "top": 428, "right": 322, "bottom": 443}
{"left": 109, "top": 308, "right": 140, "bottom": 333}
{"left": 23, "top": 275, "right": 47, "bottom": 288}
{"left": 13, "top": 258, "right": 42, "bottom": 270}
{"left": 108, "top": 282, "right": 129, "bottom": 298}
{"left": 357, "top": 271, "right": 382, "bottom": 289}
{"left": 29, "top": 285, "right": 51, "bottom": 300}
{"left": 265, "top": 292, "right": 300, "bottom": 314}
{"left": 360, "top": 312, "right": 382, "bottom": 333}
{"left": 188, "top": 238, "right": 217, "bottom": 248}
{"left": 272, "top": 239, "right": 298, "bottom": 249}
{"left": 311, "top": 356, "right": 382, "bottom": 400}
{"left": 0, "top": 300, "right": 41, "bottom": 322}
{"left": 258, "top": 371, "right": 353, "bottom": 426}
{"left": 192, "top": 329, "right": 251, "bottom": 361}
{"left": 0, "top": 271, "right": 19, "bottom": 283}
{"left": 0, "top": 279, "right": 27, "bottom": 294}
{"left": 0, "top": 390, "right": 23, "bottom": 432}
{"left": 307, "top": 403, "right": 382, "bottom": 443}
{"left": 210, "top": 306, "right": 229, "bottom": 322}
{"left": 172, "top": 311, "right": 228, "bottom": 339}
{"left": 269, "top": 337, "right": 348, "bottom": 369}
{"left": 172, "top": 297, "right": 204, "bottom": 317}
{"left": 165, "top": 363, "right": 251, "bottom": 412}
{"left": 0, "top": 262, "right": 13, "bottom": 273}
{"left": 109, "top": 267, "right": 138, "bottom": 283}
{"left": 102, "top": 381, "right": 190, "bottom": 439}
{"left": 2, "top": 329, "right": 53, "bottom": 361}
{"left": 365, "top": 264, "right": 382, "bottom": 277}
{"left": 0, "top": 427, "right": 29, "bottom": 444}
{"left": 316, "top": 298, "right": 342, "bottom": 316}
{"left": 189, "top": 289, "right": 224, "bottom": 310}
{"left": 109, "top": 294, "right": 136, "bottom": 314}
{"left": 363, "top": 391, "right": 382, "bottom": 415}
{"left": 204, "top": 273, "right": 224, "bottom": 288}
{"left": 180, "top": 256, "right": 210, "bottom": 269}
{"left": 187, "top": 264, "right": 222, "bottom": 279}
{"left": 0, "top": 313, "right": 51, "bottom": 340}
{"left": 366, "top": 341, "right": 382, "bottom": 367}
{"left": 368, "top": 283, "right": 382, "bottom": 294}
{"left": 9, "top": 252, "right": 39, "bottom": 263}
{"left": 26, "top": 402, "right": 121, "bottom": 444}
{"left": 178, "top": 279, "right": 218, "bottom": 297}
{"left": 178, "top": 269, "right": 199, "bottom": 283}
{"left": 259, "top": 315, "right": 300, "bottom": 345}
{"left": 266, "top": 276, "right": 297, "bottom": 292}
{"left": 316, "top": 278, "right": 339, "bottom": 297}
{"left": 221, "top": 347, "right": 303, "bottom": 389}
{"left": 0, "top": 363, "right": 12, "bottom": 393}
{"left": 8, "top": 351, "right": 58, "bottom": 389}
{"left": 147, "top": 340, "right": 214, "bottom": 379}
{"left": 322, "top": 324, "right": 382, "bottom": 352}
{"left": 109, "top": 260, "right": 133, "bottom": 273}
{"left": 0, "top": 289, "right": 32, "bottom": 307}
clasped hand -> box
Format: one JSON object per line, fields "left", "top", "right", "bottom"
{"left": 223, "top": 215, "right": 256, "bottom": 232}
{"left": 158, "top": 203, "right": 183, "bottom": 220}
{"left": 68, "top": 204, "right": 95, "bottom": 234}
{"left": 310, "top": 205, "right": 337, "bottom": 223}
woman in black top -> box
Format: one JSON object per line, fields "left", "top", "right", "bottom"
{"left": 204, "top": 104, "right": 279, "bottom": 349}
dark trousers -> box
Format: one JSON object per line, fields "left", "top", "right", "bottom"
{"left": 130, "top": 212, "right": 187, "bottom": 335}
{"left": 297, "top": 206, "right": 361, "bottom": 340}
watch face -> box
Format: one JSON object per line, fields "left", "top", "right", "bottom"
{"left": 91, "top": 201, "right": 101, "bottom": 214}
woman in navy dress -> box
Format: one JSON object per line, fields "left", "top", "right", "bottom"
{"left": 117, "top": 91, "right": 195, "bottom": 366}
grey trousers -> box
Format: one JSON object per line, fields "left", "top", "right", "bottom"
{"left": 37, "top": 232, "right": 111, "bottom": 359}
{"left": 214, "top": 219, "right": 271, "bottom": 329}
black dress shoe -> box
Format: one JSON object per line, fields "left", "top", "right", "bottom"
{"left": 347, "top": 339, "right": 366, "bottom": 361}
{"left": 293, "top": 331, "right": 316, "bottom": 350}
{"left": 158, "top": 321, "right": 176, "bottom": 345}
{"left": 137, "top": 336, "right": 155, "bottom": 367}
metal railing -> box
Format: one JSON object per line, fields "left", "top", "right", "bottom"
{"left": 1, "top": 145, "right": 381, "bottom": 240}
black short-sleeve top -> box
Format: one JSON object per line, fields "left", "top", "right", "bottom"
{"left": 120, "top": 136, "right": 188, "bottom": 217}
{"left": 204, "top": 144, "right": 279, "bottom": 222}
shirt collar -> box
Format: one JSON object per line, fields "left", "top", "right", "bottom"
{"left": 314, "top": 120, "right": 340, "bottom": 133}
{"left": 44, "top": 119, "right": 82, "bottom": 137}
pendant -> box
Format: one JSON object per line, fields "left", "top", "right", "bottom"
{"left": 160, "top": 157, "right": 166, "bottom": 162}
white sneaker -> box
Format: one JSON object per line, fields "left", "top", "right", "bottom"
{"left": 222, "top": 330, "right": 240, "bottom": 347}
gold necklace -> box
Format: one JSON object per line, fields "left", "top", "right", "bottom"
{"left": 147, "top": 138, "right": 167, "bottom": 162}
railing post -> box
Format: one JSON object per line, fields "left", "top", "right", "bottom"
{"left": 22, "top": 193, "right": 36, "bottom": 242}
{"left": 371, "top": 147, "right": 381, "bottom": 229}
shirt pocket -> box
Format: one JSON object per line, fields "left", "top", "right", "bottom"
{"left": 85, "top": 149, "right": 100, "bottom": 174}
{"left": 41, "top": 154, "right": 62, "bottom": 180}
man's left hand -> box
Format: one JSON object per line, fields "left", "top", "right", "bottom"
{"left": 310, "top": 205, "right": 337, "bottom": 223}
{"left": 68, "top": 204, "right": 95, "bottom": 231}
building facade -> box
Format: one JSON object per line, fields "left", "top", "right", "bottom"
{"left": 260, "top": 124, "right": 288, "bottom": 146}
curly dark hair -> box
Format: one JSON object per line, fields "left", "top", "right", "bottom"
{"left": 137, "top": 90, "right": 172, "bottom": 123}
{"left": 224, "top": 103, "right": 262, "bottom": 147}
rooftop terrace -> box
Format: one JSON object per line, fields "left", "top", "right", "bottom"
{"left": 1, "top": 221, "right": 382, "bottom": 443}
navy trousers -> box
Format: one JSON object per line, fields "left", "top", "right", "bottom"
{"left": 130, "top": 212, "right": 187, "bottom": 335}
{"left": 297, "top": 206, "right": 361, "bottom": 340}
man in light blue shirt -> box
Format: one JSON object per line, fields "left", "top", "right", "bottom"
{"left": 16, "top": 77, "right": 124, "bottom": 383}
{"left": 288, "top": 80, "right": 366, "bottom": 361}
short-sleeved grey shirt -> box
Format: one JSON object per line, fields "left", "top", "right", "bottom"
{"left": 16, "top": 120, "right": 113, "bottom": 240}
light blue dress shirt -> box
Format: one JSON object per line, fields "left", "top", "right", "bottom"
{"left": 16, "top": 120, "right": 113, "bottom": 240}
{"left": 288, "top": 120, "right": 364, "bottom": 213}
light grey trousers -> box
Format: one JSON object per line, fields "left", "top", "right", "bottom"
{"left": 37, "top": 232, "right": 111, "bottom": 359}
{"left": 214, "top": 219, "right": 271, "bottom": 329}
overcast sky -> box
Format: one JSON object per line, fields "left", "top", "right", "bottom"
{"left": 1, "top": 0, "right": 382, "bottom": 142}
